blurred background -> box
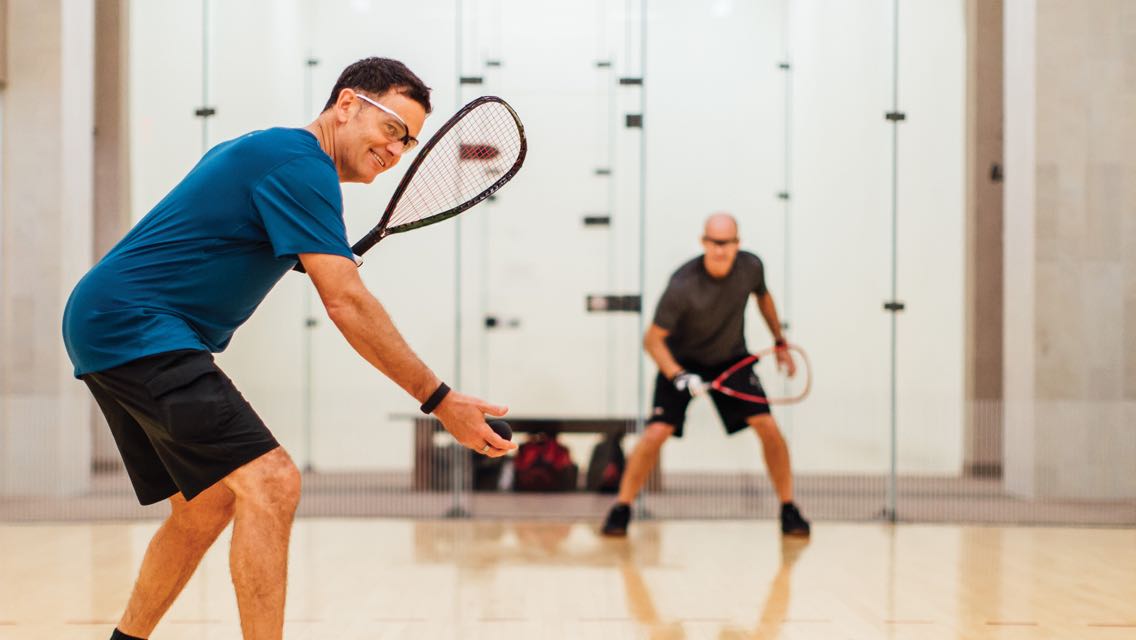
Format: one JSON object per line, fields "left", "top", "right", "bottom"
{"left": 0, "top": 0, "right": 1133, "bottom": 527}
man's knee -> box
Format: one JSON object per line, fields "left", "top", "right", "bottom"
{"left": 225, "top": 448, "right": 302, "bottom": 515}
{"left": 642, "top": 422, "right": 675, "bottom": 447}
{"left": 748, "top": 414, "right": 783, "bottom": 440}
{"left": 169, "top": 486, "right": 236, "bottom": 535}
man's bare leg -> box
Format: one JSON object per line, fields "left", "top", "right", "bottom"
{"left": 221, "top": 447, "right": 302, "bottom": 640}
{"left": 616, "top": 422, "right": 674, "bottom": 505}
{"left": 749, "top": 414, "right": 793, "bottom": 503}
{"left": 117, "top": 483, "right": 237, "bottom": 637}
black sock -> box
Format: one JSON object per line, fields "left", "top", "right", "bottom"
{"left": 111, "top": 628, "right": 146, "bottom": 640}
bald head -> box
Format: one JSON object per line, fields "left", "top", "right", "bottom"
{"left": 700, "top": 212, "right": 741, "bottom": 279}
{"left": 703, "top": 212, "right": 738, "bottom": 239}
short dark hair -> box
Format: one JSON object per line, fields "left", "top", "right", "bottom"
{"left": 322, "top": 57, "right": 432, "bottom": 113}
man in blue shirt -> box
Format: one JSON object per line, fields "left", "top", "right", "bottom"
{"left": 63, "top": 57, "right": 514, "bottom": 640}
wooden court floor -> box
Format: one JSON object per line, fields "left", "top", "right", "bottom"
{"left": 0, "top": 519, "right": 1133, "bottom": 639}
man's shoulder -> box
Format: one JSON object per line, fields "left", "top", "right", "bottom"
{"left": 215, "top": 129, "right": 333, "bottom": 189}
{"left": 730, "top": 250, "right": 764, "bottom": 277}
{"left": 668, "top": 255, "right": 704, "bottom": 285}
{"left": 235, "top": 127, "right": 316, "bottom": 148}
{"left": 737, "top": 250, "right": 762, "bottom": 266}
{"left": 219, "top": 128, "right": 334, "bottom": 177}
{"left": 734, "top": 251, "right": 766, "bottom": 292}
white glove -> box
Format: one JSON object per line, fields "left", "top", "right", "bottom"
{"left": 672, "top": 370, "right": 707, "bottom": 397}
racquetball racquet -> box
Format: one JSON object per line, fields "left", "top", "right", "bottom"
{"left": 710, "top": 343, "right": 812, "bottom": 405}
{"left": 298, "top": 95, "right": 526, "bottom": 272}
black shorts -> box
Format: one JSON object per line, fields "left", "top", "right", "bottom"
{"left": 81, "top": 349, "right": 279, "bottom": 505}
{"left": 648, "top": 360, "right": 771, "bottom": 437}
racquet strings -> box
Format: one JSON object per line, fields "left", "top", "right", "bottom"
{"left": 750, "top": 346, "right": 811, "bottom": 404}
{"left": 387, "top": 101, "right": 523, "bottom": 230}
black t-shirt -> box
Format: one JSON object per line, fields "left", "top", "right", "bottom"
{"left": 652, "top": 251, "right": 768, "bottom": 369}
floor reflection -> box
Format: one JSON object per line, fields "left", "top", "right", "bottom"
{"left": 411, "top": 519, "right": 810, "bottom": 638}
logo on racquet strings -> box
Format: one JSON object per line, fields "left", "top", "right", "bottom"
{"left": 459, "top": 143, "right": 501, "bottom": 161}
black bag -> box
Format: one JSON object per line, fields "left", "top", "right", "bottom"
{"left": 426, "top": 444, "right": 505, "bottom": 491}
{"left": 586, "top": 433, "right": 625, "bottom": 493}
{"left": 473, "top": 453, "right": 506, "bottom": 491}
{"left": 514, "top": 433, "right": 578, "bottom": 492}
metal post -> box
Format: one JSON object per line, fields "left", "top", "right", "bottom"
{"left": 884, "top": 0, "right": 902, "bottom": 523}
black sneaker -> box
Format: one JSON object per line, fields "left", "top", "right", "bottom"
{"left": 601, "top": 503, "right": 632, "bottom": 537}
{"left": 780, "top": 503, "right": 811, "bottom": 537}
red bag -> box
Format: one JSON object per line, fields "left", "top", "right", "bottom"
{"left": 513, "top": 433, "right": 577, "bottom": 492}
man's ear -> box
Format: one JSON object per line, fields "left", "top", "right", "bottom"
{"left": 334, "top": 88, "right": 357, "bottom": 123}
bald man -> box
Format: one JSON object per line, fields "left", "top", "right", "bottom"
{"left": 601, "top": 213, "right": 810, "bottom": 537}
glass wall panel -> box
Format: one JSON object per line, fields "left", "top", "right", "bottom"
{"left": 456, "top": 0, "right": 646, "bottom": 517}
{"left": 890, "top": 0, "right": 970, "bottom": 521}
{"left": 8, "top": 0, "right": 1131, "bottom": 527}
{"left": 637, "top": 0, "right": 974, "bottom": 527}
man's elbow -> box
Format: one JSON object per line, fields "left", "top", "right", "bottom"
{"left": 321, "top": 288, "right": 364, "bottom": 327}
{"left": 643, "top": 330, "right": 663, "bottom": 353}
{"left": 323, "top": 300, "right": 351, "bottom": 329}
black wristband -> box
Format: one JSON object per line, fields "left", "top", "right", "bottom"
{"left": 420, "top": 382, "right": 451, "bottom": 415}
{"left": 774, "top": 337, "right": 787, "bottom": 348}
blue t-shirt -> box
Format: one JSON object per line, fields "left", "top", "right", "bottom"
{"left": 63, "top": 127, "right": 353, "bottom": 376}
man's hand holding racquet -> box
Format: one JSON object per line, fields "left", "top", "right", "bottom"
{"left": 672, "top": 370, "right": 708, "bottom": 397}
{"left": 774, "top": 339, "right": 797, "bottom": 378}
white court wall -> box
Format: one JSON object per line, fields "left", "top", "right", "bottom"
{"left": 647, "top": 0, "right": 965, "bottom": 475}
{"left": 129, "top": 0, "right": 461, "bottom": 471}
{"left": 128, "top": 0, "right": 965, "bottom": 475}
{"left": 644, "top": 0, "right": 790, "bottom": 474}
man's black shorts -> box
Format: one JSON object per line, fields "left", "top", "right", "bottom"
{"left": 82, "top": 349, "right": 279, "bottom": 505}
{"left": 648, "top": 359, "right": 771, "bottom": 437}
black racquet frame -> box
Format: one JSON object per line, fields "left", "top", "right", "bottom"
{"left": 351, "top": 95, "right": 527, "bottom": 256}
{"left": 295, "top": 95, "right": 526, "bottom": 273}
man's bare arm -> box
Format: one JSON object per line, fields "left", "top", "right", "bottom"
{"left": 755, "top": 292, "right": 786, "bottom": 344}
{"left": 755, "top": 291, "right": 795, "bottom": 376}
{"left": 643, "top": 323, "right": 683, "bottom": 380}
{"left": 301, "top": 253, "right": 438, "bottom": 402}
{"left": 299, "top": 253, "right": 513, "bottom": 454}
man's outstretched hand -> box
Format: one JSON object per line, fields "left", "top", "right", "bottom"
{"left": 433, "top": 391, "right": 516, "bottom": 457}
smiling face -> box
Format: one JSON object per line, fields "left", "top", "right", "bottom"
{"left": 333, "top": 88, "right": 427, "bottom": 183}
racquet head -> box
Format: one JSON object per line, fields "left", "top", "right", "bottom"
{"left": 351, "top": 96, "right": 527, "bottom": 256}
{"left": 710, "top": 344, "right": 812, "bottom": 405}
